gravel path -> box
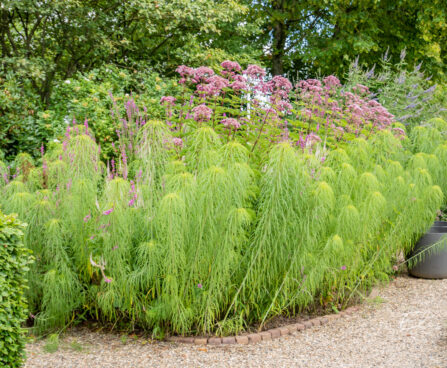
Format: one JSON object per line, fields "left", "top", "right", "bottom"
{"left": 25, "top": 275, "right": 447, "bottom": 368}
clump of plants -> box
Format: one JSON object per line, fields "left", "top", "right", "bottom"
{"left": 1, "top": 61, "right": 445, "bottom": 338}
{"left": 154, "top": 61, "right": 403, "bottom": 163}
{"left": 345, "top": 49, "right": 447, "bottom": 131}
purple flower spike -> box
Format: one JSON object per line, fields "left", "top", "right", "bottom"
{"left": 197, "top": 283, "right": 203, "bottom": 289}
{"left": 341, "top": 265, "right": 347, "bottom": 271}
{"left": 103, "top": 208, "right": 114, "bottom": 216}
{"left": 83, "top": 214, "right": 91, "bottom": 222}
{"left": 104, "top": 276, "right": 112, "bottom": 283}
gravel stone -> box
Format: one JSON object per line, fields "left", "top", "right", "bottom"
{"left": 25, "top": 276, "right": 447, "bottom": 368}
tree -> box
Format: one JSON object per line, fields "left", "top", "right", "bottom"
{"left": 0, "top": 0, "right": 256, "bottom": 105}
{"left": 0, "top": 0, "right": 259, "bottom": 158}
{"left": 250, "top": 0, "right": 447, "bottom": 80}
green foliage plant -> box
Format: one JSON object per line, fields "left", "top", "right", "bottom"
{"left": 0, "top": 211, "right": 33, "bottom": 367}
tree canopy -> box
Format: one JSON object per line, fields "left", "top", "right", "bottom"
{"left": 249, "top": 0, "right": 447, "bottom": 79}
{"left": 0, "top": 0, "right": 261, "bottom": 105}
{"left": 1, "top": 0, "right": 446, "bottom": 99}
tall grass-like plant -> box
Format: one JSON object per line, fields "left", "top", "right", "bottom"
{"left": 36, "top": 219, "right": 83, "bottom": 333}
{"left": 225, "top": 142, "right": 315, "bottom": 328}
{"left": 2, "top": 90, "right": 447, "bottom": 339}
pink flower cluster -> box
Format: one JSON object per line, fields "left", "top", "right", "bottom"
{"left": 342, "top": 90, "right": 394, "bottom": 132}
{"left": 221, "top": 118, "right": 241, "bottom": 130}
{"left": 176, "top": 62, "right": 267, "bottom": 97}
{"left": 160, "top": 96, "right": 176, "bottom": 106}
{"left": 170, "top": 62, "right": 400, "bottom": 149}
{"left": 243, "top": 64, "right": 266, "bottom": 79}
{"left": 263, "top": 76, "right": 293, "bottom": 99}
{"left": 192, "top": 104, "right": 213, "bottom": 122}
{"left": 221, "top": 60, "right": 241, "bottom": 73}
{"left": 128, "top": 181, "right": 138, "bottom": 207}
{"left": 297, "top": 76, "right": 397, "bottom": 140}
{"left": 196, "top": 75, "right": 229, "bottom": 97}
{"left": 172, "top": 137, "right": 183, "bottom": 147}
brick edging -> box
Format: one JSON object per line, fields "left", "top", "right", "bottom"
{"left": 166, "top": 306, "right": 360, "bottom": 345}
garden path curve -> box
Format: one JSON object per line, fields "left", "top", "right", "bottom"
{"left": 25, "top": 275, "right": 447, "bottom": 368}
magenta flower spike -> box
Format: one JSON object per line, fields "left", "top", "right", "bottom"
{"left": 103, "top": 208, "right": 114, "bottom": 216}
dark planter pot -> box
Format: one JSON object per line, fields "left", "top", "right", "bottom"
{"left": 408, "top": 224, "right": 447, "bottom": 279}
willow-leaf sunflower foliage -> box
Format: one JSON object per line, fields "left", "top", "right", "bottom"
{"left": 2, "top": 116, "right": 447, "bottom": 337}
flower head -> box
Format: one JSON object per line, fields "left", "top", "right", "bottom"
{"left": 306, "top": 132, "right": 322, "bottom": 146}
{"left": 221, "top": 60, "right": 241, "bottom": 72}
{"left": 197, "top": 75, "right": 229, "bottom": 96}
{"left": 160, "top": 96, "right": 176, "bottom": 106}
{"left": 193, "top": 66, "right": 215, "bottom": 83}
{"left": 243, "top": 64, "right": 266, "bottom": 79}
{"left": 192, "top": 104, "right": 213, "bottom": 122}
{"left": 323, "top": 75, "right": 341, "bottom": 89}
{"left": 353, "top": 84, "right": 369, "bottom": 95}
{"left": 264, "top": 76, "right": 293, "bottom": 98}
{"left": 230, "top": 81, "right": 248, "bottom": 91}
{"left": 176, "top": 65, "right": 194, "bottom": 77}
{"left": 221, "top": 118, "right": 241, "bottom": 130}
{"left": 173, "top": 137, "right": 183, "bottom": 148}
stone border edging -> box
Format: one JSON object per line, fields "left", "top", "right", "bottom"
{"left": 166, "top": 306, "right": 360, "bottom": 345}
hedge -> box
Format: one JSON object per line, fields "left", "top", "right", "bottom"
{"left": 0, "top": 211, "right": 32, "bottom": 367}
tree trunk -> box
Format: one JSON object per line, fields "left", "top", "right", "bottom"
{"left": 272, "top": 19, "right": 286, "bottom": 76}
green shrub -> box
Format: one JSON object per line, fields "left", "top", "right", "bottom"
{"left": 0, "top": 211, "right": 33, "bottom": 367}
{"left": 0, "top": 64, "right": 179, "bottom": 161}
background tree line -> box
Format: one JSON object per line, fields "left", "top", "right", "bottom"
{"left": 1, "top": 0, "right": 446, "bottom": 158}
